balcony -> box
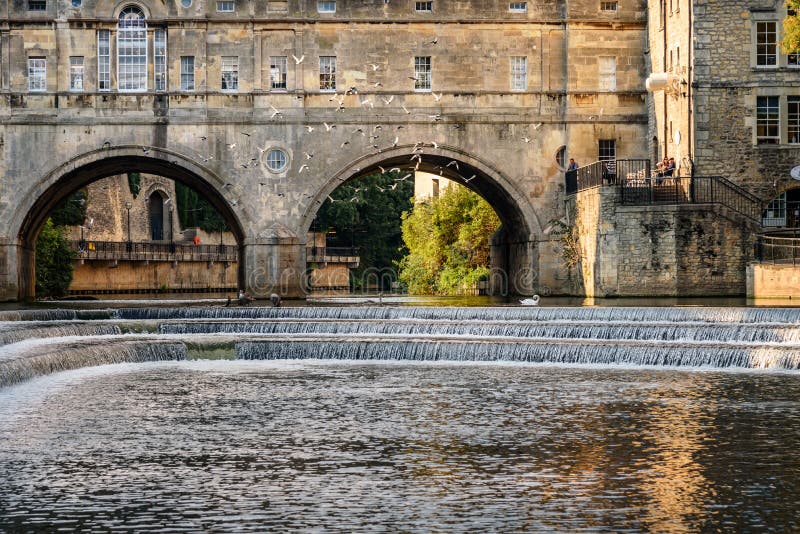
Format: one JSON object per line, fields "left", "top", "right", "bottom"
{"left": 70, "top": 240, "right": 239, "bottom": 264}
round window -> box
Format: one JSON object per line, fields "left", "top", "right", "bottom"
{"left": 266, "top": 149, "right": 288, "bottom": 172}
{"left": 555, "top": 146, "right": 567, "bottom": 170}
{"left": 181, "top": 0, "right": 192, "bottom": 7}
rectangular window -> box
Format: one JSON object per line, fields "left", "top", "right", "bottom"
{"left": 319, "top": 56, "right": 336, "bottom": 91}
{"left": 154, "top": 29, "right": 167, "bottom": 92}
{"left": 789, "top": 52, "right": 799, "bottom": 67}
{"left": 28, "top": 57, "right": 46, "bottom": 92}
{"left": 789, "top": 96, "right": 800, "bottom": 144}
{"left": 600, "top": 1, "right": 618, "bottom": 11}
{"left": 599, "top": 56, "right": 616, "bottom": 91}
{"left": 415, "top": 1, "right": 432, "bottom": 12}
{"left": 69, "top": 56, "right": 84, "bottom": 92}
{"left": 509, "top": 2, "right": 526, "bottom": 12}
{"left": 221, "top": 56, "right": 239, "bottom": 91}
{"left": 216, "top": 0, "right": 234, "bottom": 12}
{"left": 756, "top": 21, "right": 778, "bottom": 67}
{"left": 756, "top": 96, "right": 780, "bottom": 145}
{"left": 763, "top": 192, "right": 787, "bottom": 227}
{"left": 599, "top": 139, "right": 616, "bottom": 166}
{"left": 317, "top": 1, "right": 335, "bottom": 12}
{"left": 27, "top": 0, "right": 46, "bottom": 10}
{"left": 180, "top": 56, "right": 195, "bottom": 91}
{"left": 270, "top": 56, "right": 288, "bottom": 90}
{"left": 414, "top": 56, "right": 431, "bottom": 91}
{"left": 98, "top": 30, "right": 110, "bottom": 91}
{"left": 510, "top": 56, "right": 527, "bottom": 91}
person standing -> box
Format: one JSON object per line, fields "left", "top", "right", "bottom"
{"left": 567, "top": 158, "right": 579, "bottom": 171}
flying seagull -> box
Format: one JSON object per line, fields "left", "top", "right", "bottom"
{"left": 292, "top": 54, "right": 305, "bottom": 64}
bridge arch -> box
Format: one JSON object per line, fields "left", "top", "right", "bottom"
{"left": 13, "top": 146, "right": 246, "bottom": 300}
{"left": 302, "top": 145, "right": 543, "bottom": 295}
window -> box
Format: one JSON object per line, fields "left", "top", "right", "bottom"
{"left": 790, "top": 96, "right": 800, "bottom": 144}
{"left": 180, "top": 56, "right": 195, "bottom": 91}
{"left": 556, "top": 146, "right": 567, "bottom": 169}
{"left": 117, "top": 6, "right": 148, "bottom": 92}
{"left": 181, "top": 0, "right": 191, "bottom": 6}
{"left": 27, "top": 0, "right": 46, "bottom": 11}
{"left": 415, "top": 1, "right": 432, "bottom": 12}
{"left": 154, "top": 29, "right": 167, "bottom": 92}
{"left": 217, "top": 0, "right": 234, "bottom": 12}
{"left": 221, "top": 56, "right": 239, "bottom": 91}
{"left": 414, "top": 56, "right": 431, "bottom": 91}
{"left": 317, "top": 1, "right": 335, "bottom": 12}
{"left": 600, "top": 1, "right": 617, "bottom": 11}
{"left": 599, "top": 56, "right": 616, "bottom": 91}
{"left": 319, "top": 56, "right": 336, "bottom": 91}
{"left": 598, "top": 139, "right": 616, "bottom": 171}
{"left": 763, "top": 192, "right": 787, "bottom": 227}
{"left": 756, "top": 21, "right": 777, "bottom": 67}
{"left": 98, "top": 30, "right": 110, "bottom": 91}
{"left": 511, "top": 56, "right": 527, "bottom": 91}
{"left": 71, "top": 0, "right": 80, "bottom": 7}
{"left": 789, "top": 52, "right": 799, "bottom": 67}
{"left": 756, "top": 96, "right": 779, "bottom": 145}
{"left": 266, "top": 149, "right": 288, "bottom": 172}
{"left": 28, "top": 57, "right": 46, "bottom": 92}
{"left": 270, "top": 56, "right": 288, "bottom": 90}
{"left": 69, "top": 56, "right": 84, "bottom": 92}
{"left": 509, "top": 2, "right": 526, "bottom": 12}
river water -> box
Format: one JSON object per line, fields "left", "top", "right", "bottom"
{"left": 0, "top": 360, "right": 799, "bottom": 532}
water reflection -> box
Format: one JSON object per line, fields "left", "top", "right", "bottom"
{"left": 0, "top": 362, "right": 799, "bottom": 531}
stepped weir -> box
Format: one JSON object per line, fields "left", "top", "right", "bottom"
{"left": 0, "top": 306, "right": 799, "bottom": 387}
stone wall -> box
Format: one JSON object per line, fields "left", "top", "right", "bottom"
{"left": 567, "top": 186, "right": 757, "bottom": 296}
{"left": 69, "top": 260, "right": 237, "bottom": 293}
{"left": 747, "top": 264, "right": 800, "bottom": 299}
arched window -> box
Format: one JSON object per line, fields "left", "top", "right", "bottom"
{"left": 148, "top": 192, "right": 165, "bottom": 240}
{"left": 117, "top": 6, "right": 147, "bottom": 92}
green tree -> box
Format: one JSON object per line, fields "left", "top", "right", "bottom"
{"left": 784, "top": 2, "right": 800, "bottom": 53}
{"left": 127, "top": 172, "right": 141, "bottom": 198}
{"left": 50, "top": 190, "right": 87, "bottom": 227}
{"left": 312, "top": 172, "right": 414, "bottom": 290}
{"left": 174, "top": 181, "right": 227, "bottom": 233}
{"left": 398, "top": 184, "right": 500, "bottom": 295}
{"left": 35, "top": 219, "right": 75, "bottom": 298}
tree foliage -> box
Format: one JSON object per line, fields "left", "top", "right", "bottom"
{"left": 398, "top": 184, "right": 500, "bottom": 295}
{"left": 50, "top": 190, "right": 87, "bottom": 227}
{"left": 35, "top": 219, "right": 75, "bottom": 298}
{"left": 175, "top": 181, "right": 227, "bottom": 233}
{"left": 313, "top": 172, "right": 414, "bottom": 289}
{"left": 784, "top": 1, "right": 800, "bottom": 53}
{"left": 127, "top": 172, "right": 141, "bottom": 198}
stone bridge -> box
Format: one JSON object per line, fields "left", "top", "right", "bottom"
{"left": 0, "top": 1, "right": 650, "bottom": 300}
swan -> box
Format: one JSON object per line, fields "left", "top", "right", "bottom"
{"left": 519, "top": 295, "right": 540, "bottom": 306}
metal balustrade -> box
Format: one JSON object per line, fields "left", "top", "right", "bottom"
{"left": 755, "top": 235, "right": 800, "bottom": 265}
{"left": 70, "top": 240, "right": 238, "bottom": 262}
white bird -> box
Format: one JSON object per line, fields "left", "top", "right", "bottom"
{"left": 382, "top": 95, "right": 395, "bottom": 105}
{"left": 464, "top": 174, "right": 476, "bottom": 182}
{"left": 392, "top": 136, "right": 399, "bottom": 147}
{"left": 142, "top": 147, "right": 151, "bottom": 154}
{"left": 299, "top": 164, "right": 309, "bottom": 173}
{"left": 398, "top": 173, "right": 412, "bottom": 181}
{"left": 446, "top": 160, "right": 459, "bottom": 170}
{"left": 431, "top": 141, "right": 439, "bottom": 149}
{"left": 226, "top": 143, "right": 236, "bottom": 150}
{"left": 304, "top": 125, "right": 315, "bottom": 133}
{"left": 292, "top": 54, "right": 305, "bottom": 64}
{"left": 532, "top": 122, "right": 542, "bottom": 130}
{"left": 341, "top": 141, "right": 350, "bottom": 148}
{"left": 360, "top": 98, "right": 374, "bottom": 108}
{"left": 304, "top": 151, "right": 314, "bottom": 159}
{"left": 324, "top": 122, "right": 335, "bottom": 132}
{"left": 429, "top": 37, "right": 439, "bottom": 45}
{"left": 389, "top": 167, "right": 401, "bottom": 173}
{"left": 372, "top": 81, "right": 383, "bottom": 87}
{"left": 520, "top": 295, "right": 540, "bottom": 306}
{"left": 369, "top": 63, "right": 380, "bottom": 71}
{"left": 410, "top": 153, "right": 421, "bottom": 162}
{"left": 402, "top": 105, "right": 411, "bottom": 114}
{"left": 522, "top": 136, "right": 531, "bottom": 143}
{"left": 270, "top": 105, "right": 283, "bottom": 118}
{"left": 432, "top": 92, "right": 443, "bottom": 102}
{"left": 429, "top": 114, "right": 442, "bottom": 122}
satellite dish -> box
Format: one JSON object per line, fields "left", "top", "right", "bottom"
{"left": 791, "top": 166, "right": 800, "bottom": 180}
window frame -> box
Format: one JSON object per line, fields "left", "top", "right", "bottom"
{"left": 600, "top": 1, "right": 618, "bottom": 12}
{"left": 266, "top": 149, "right": 289, "bottom": 172}
{"left": 317, "top": 0, "right": 335, "bottom": 13}
{"left": 180, "top": 55, "right": 195, "bottom": 91}
{"left": 414, "top": 56, "right": 431, "bottom": 92}
{"left": 154, "top": 29, "right": 167, "bottom": 92}
{"left": 598, "top": 139, "right": 617, "bottom": 172}
{"left": 98, "top": 30, "right": 111, "bottom": 92}
{"left": 789, "top": 96, "right": 800, "bottom": 144}
{"left": 415, "top": 1, "right": 432, "bottom": 13}
{"left": 27, "top": 0, "right": 46, "bottom": 11}
{"left": 755, "top": 20, "right": 778, "bottom": 68}
{"left": 27, "top": 57, "right": 46, "bottom": 92}
{"left": 216, "top": 0, "right": 235, "bottom": 12}
{"left": 117, "top": 6, "right": 148, "bottom": 93}
{"left": 756, "top": 95, "right": 780, "bottom": 145}
{"left": 598, "top": 56, "right": 617, "bottom": 92}
{"left": 221, "top": 56, "right": 239, "bottom": 92}
{"left": 69, "top": 56, "right": 84, "bottom": 92}
{"left": 510, "top": 56, "right": 527, "bottom": 91}
{"left": 319, "top": 55, "right": 336, "bottom": 92}
{"left": 270, "top": 56, "right": 288, "bottom": 91}
{"left": 508, "top": 2, "right": 526, "bottom": 13}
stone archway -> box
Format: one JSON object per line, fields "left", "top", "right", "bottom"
{"left": 301, "top": 145, "right": 544, "bottom": 296}
{"left": 11, "top": 146, "right": 247, "bottom": 300}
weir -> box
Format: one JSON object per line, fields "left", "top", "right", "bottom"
{"left": 0, "top": 305, "right": 799, "bottom": 387}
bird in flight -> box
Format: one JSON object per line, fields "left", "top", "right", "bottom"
{"left": 226, "top": 143, "right": 236, "bottom": 150}
{"left": 305, "top": 125, "right": 315, "bottom": 133}
{"left": 382, "top": 95, "right": 395, "bottom": 105}
{"left": 429, "top": 37, "right": 439, "bottom": 45}
{"left": 369, "top": 63, "right": 380, "bottom": 71}
{"left": 429, "top": 114, "right": 442, "bottom": 122}
{"left": 433, "top": 92, "right": 443, "bottom": 102}
{"left": 324, "top": 122, "right": 335, "bottom": 132}
{"left": 241, "top": 131, "right": 251, "bottom": 137}
{"left": 303, "top": 151, "right": 314, "bottom": 159}
{"left": 522, "top": 136, "right": 531, "bottom": 143}
{"left": 446, "top": 160, "right": 459, "bottom": 170}
{"left": 292, "top": 54, "right": 305, "bottom": 64}
{"left": 142, "top": 147, "right": 151, "bottom": 154}
{"left": 402, "top": 105, "right": 411, "bottom": 114}
{"left": 299, "top": 164, "right": 309, "bottom": 173}
{"left": 270, "top": 105, "right": 283, "bottom": 119}
{"left": 464, "top": 174, "right": 476, "bottom": 182}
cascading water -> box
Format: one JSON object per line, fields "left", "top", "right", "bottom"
{"left": 1, "top": 305, "right": 799, "bottom": 387}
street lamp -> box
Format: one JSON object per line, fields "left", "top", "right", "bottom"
{"left": 125, "top": 201, "right": 133, "bottom": 253}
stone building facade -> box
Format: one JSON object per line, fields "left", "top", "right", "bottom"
{"left": 0, "top": 0, "right": 654, "bottom": 299}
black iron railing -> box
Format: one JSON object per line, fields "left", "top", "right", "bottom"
{"left": 620, "top": 175, "right": 762, "bottom": 222}
{"left": 755, "top": 235, "right": 800, "bottom": 265}
{"left": 70, "top": 240, "right": 238, "bottom": 262}
{"left": 566, "top": 159, "right": 651, "bottom": 194}
{"left": 307, "top": 246, "right": 360, "bottom": 261}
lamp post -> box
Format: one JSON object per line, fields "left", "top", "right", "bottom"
{"left": 125, "top": 201, "right": 132, "bottom": 253}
